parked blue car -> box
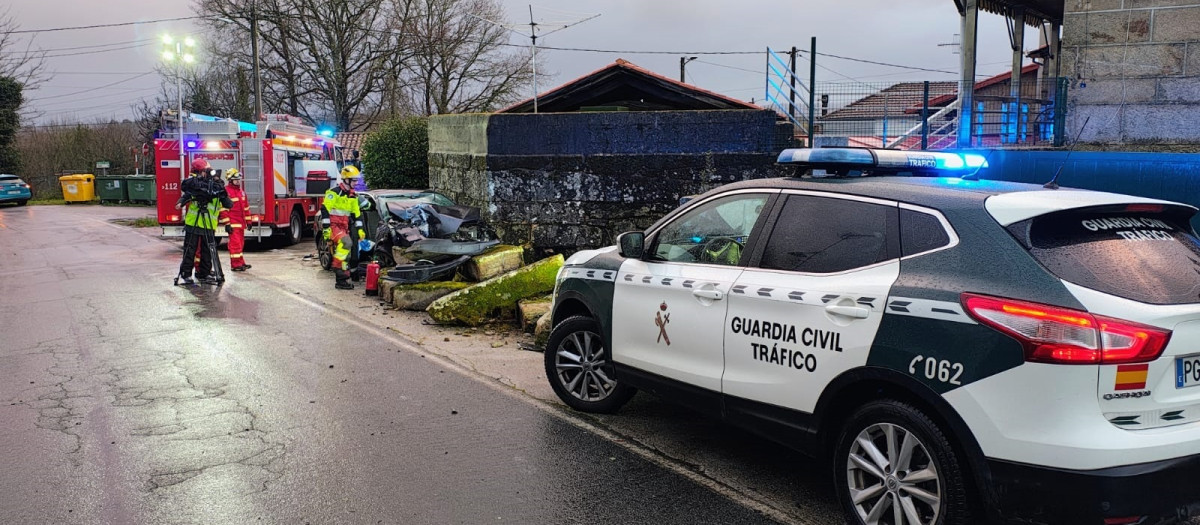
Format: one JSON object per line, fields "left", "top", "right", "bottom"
{"left": 0, "top": 174, "right": 32, "bottom": 206}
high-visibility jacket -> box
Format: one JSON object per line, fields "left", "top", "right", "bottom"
{"left": 219, "top": 184, "right": 251, "bottom": 229}
{"left": 320, "top": 184, "right": 362, "bottom": 229}
{"left": 179, "top": 176, "right": 232, "bottom": 232}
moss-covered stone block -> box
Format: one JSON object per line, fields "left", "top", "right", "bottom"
{"left": 518, "top": 296, "right": 552, "bottom": 333}
{"left": 462, "top": 244, "right": 524, "bottom": 282}
{"left": 426, "top": 254, "right": 564, "bottom": 326}
{"left": 392, "top": 281, "right": 471, "bottom": 311}
{"left": 534, "top": 312, "right": 553, "bottom": 350}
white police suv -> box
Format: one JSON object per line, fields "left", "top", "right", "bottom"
{"left": 543, "top": 147, "right": 1200, "bottom": 525}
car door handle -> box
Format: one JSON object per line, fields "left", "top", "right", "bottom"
{"left": 692, "top": 289, "right": 724, "bottom": 301}
{"left": 826, "top": 305, "right": 870, "bottom": 319}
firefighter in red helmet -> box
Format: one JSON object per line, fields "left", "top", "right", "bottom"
{"left": 219, "top": 168, "right": 252, "bottom": 271}
{"left": 174, "top": 158, "right": 232, "bottom": 285}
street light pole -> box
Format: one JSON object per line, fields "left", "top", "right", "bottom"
{"left": 162, "top": 35, "right": 197, "bottom": 183}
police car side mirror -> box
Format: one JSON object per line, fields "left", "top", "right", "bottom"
{"left": 618, "top": 231, "right": 645, "bottom": 259}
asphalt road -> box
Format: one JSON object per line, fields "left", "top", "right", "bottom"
{"left": 1, "top": 204, "right": 824, "bottom": 525}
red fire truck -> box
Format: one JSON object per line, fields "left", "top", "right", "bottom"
{"left": 155, "top": 113, "right": 344, "bottom": 244}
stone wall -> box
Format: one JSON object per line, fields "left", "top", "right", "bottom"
{"left": 429, "top": 110, "right": 792, "bottom": 254}
{"left": 1062, "top": 0, "right": 1200, "bottom": 145}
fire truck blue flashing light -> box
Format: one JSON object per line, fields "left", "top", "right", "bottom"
{"left": 185, "top": 140, "right": 199, "bottom": 149}
{"left": 318, "top": 127, "right": 335, "bottom": 137}
{"left": 777, "top": 148, "right": 989, "bottom": 175}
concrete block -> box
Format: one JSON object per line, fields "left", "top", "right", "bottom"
{"left": 1187, "top": 43, "right": 1200, "bottom": 75}
{"left": 392, "top": 281, "right": 471, "bottom": 311}
{"left": 1122, "top": 104, "right": 1200, "bottom": 142}
{"left": 1158, "top": 77, "right": 1200, "bottom": 102}
{"left": 1064, "top": 11, "right": 1151, "bottom": 44}
{"left": 1066, "top": 0, "right": 1123, "bottom": 13}
{"left": 1082, "top": 43, "right": 1185, "bottom": 78}
{"left": 426, "top": 255, "right": 564, "bottom": 326}
{"left": 378, "top": 278, "right": 398, "bottom": 303}
{"left": 1070, "top": 78, "right": 1158, "bottom": 104}
{"left": 1067, "top": 104, "right": 1125, "bottom": 144}
{"left": 1151, "top": 6, "right": 1200, "bottom": 43}
{"left": 462, "top": 244, "right": 524, "bottom": 282}
{"left": 533, "top": 312, "right": 553, "bottom": 350}
{"left": 518, "top": 297, "right": 552, "bottom": 333}
{"left": 1129, "top": 0, "right": 1200, "bottom": 10}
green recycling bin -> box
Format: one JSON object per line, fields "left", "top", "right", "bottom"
{"left": 96, "top": 175, "right": 127, "bottom": 203}
{"left": 126, "top": 175, "right": 156, "bottom": 204}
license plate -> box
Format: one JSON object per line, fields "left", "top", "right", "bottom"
{"left": 1175, "top": 354, "right": 1200, "bottom": 388}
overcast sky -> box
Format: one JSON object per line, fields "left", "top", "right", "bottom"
{"left": 9, "top": 0, "right": 1042, "bottom": 125}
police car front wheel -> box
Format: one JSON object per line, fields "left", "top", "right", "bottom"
{"left": 544, "top": 316, "right": 635, "bottom": 414}
{"left": 834, "top": 400, "right": 971, "bottom": 525}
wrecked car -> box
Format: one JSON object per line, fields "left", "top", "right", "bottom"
{"left": 346, "top": 189, "right": 499, "bottom": 282}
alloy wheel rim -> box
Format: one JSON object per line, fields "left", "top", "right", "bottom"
{"left": 554, "top": 329, "right": 616, "bottom": 402}
{"left": 846, "top": 422, "right": 941, "bottom": 525}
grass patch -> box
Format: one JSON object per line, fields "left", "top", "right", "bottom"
{"left": 29, "top": 198, "right": 67, "bottom": 205}
{"left": 111, "top": 216, "right": 159, "bottom": 228}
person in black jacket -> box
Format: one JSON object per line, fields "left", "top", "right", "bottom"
{"left": 175, "top": 159, "right": 233, "bottom": 285}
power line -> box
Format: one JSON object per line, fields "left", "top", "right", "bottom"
{"left": 27, "top": 72, "right": 156, "bottom": 102}
{"left": 49, "top": 71, "right": 154, "bottom": 75}
{"left": 44, "top": 43, "right": 153, "bottom": 59}
{"left": 34, "top": 38, "right": 152, "bottom": 53}
{"left": 804, "top": 50, "right": 958, "bottom": 76}
{"left": 3, "top": 16, "right": 205, "bottom": 35}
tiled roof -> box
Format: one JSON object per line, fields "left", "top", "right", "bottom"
{"left": 499, "top": 59, "right": 760, "bottom": 113}
{"left": 336, "top": 131, "right": 368, "bottom": 152}
{"left": 822, "top": 64, "right": 1040, "bottom": 121}
{"left": 821, "top": 82, "right": 959, "bottom": 121}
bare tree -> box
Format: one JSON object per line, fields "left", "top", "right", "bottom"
{"left": 195, "top": 0, "right": 410, "bottom": 130}
{"left": 0, "top": 7, "right": 48, "bottom": 117}
{"left": 402, "top": 0, "right": 532, "bottom": 115}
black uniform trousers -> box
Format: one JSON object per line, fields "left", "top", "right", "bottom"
{"left": 179, "top": 226, "right": 215, "bottom": 279}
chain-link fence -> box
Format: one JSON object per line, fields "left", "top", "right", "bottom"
{"left": 774, "top": 76, "right": 1067, "bottom": 150}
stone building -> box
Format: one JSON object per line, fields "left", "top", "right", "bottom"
{"left": 1061, "top": 0, "right": 1200, "bottom": 146}
{"left": 428, "top": 60, "right": 793, "bottom": 254}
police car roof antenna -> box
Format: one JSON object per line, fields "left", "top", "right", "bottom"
{"left": 1043, "top": 115, "right": 1091, "bottom": 190}
{"left": 960, "top": 148, "right": 997, "bottom": 181}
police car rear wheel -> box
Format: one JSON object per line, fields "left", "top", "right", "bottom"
{"left": 835, "top": 400, "right": 970, "bottom": 525}
{"left": 544, "top": 316, "right": 635, "bottom": 414}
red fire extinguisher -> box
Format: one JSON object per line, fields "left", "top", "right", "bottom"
{"left": 365, "top": 260, "right": 381, "bottom": 296}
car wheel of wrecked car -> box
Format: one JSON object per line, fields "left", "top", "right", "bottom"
{"left": 315, "top": 234, "right": 333, "bottom": 271}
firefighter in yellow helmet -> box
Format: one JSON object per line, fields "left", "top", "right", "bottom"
{"left": 320, "top": 165, "right": 365, "bottom": 289}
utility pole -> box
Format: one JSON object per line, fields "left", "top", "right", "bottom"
{"left": 468, "top": 7, "right": 598, "bottom": 114}
{"left": 788, "top": 46, "right": 797, "bottom": 122}
{"left": 808, "top": 37, "right": 816, "bottom": 148}
{"left": 251, "top": 0, "right": 262, "bottom": 119}
{"left": 680, "top": 56, "right": 697, "bottom": 83}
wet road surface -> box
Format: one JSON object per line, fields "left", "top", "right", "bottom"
{"left": 0, "top": 205, "right": 800, "bottom": 524}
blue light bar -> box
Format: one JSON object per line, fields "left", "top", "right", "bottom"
{"left": 777, "top": 148, "right": 989, "bottom": 176}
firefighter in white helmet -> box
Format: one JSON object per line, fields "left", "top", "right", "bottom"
{"left": 218, "top": 168, "right": 252, "bottom": 271}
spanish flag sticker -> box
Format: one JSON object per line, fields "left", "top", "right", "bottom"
{"left": 1115, "top": 364, "right": 1150, "bottom": 391}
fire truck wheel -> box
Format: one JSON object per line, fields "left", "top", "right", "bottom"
{"left": 285, "top": 209, "right": 303, "bottom": 246}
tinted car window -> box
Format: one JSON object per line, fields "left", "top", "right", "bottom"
{"left": 760, "top": 195, "right": 897, "bottom": 273}
{"left": 0, "top": 175, "right": 17, "bottom": 181}
{"left": 901, "top": 208, "right": 951, "bottom": 256}
{"left": 650, "top": 193, "right": 769, "bottom": 266}
{"left": 1017, "top": 207, "right": 1200, "bottom": 305}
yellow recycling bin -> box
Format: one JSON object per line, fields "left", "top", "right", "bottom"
{"left": 59, "top": 174, "right": 96, "bottom": 203}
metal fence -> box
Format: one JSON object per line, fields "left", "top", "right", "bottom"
{"left": 780, "top": 77, "right": 1067, "bottom": 150}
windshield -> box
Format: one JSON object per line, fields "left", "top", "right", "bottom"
{"left": 0, "top": 175, "right": 18, "bottom": 181}
{"left": 1014, "top": 206, "right": 1200, "bottom": 305}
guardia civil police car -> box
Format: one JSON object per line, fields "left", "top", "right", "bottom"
{"left": 543, "top": 147, "right": 1200, "bottom": 525}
